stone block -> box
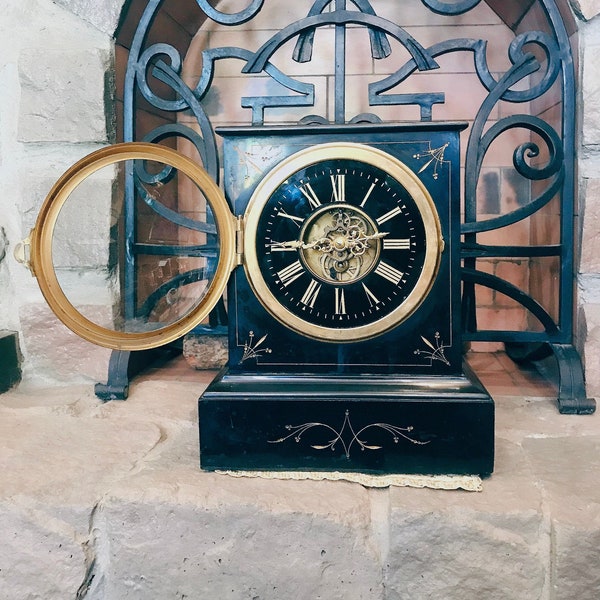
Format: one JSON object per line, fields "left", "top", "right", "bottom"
{"left": 580, "top": 178, "right": 600, "bottom": 273}
{"left": 580, "top": 303, "right": 600, "bottom": 398}
{"left": 553, "top": 523, "right": 600, "bottom": 599}
{"left": 92, "top": 498, "right": 384, "bottom": 599}
{"left": 582, "top": 30, "right": 600, "bottom": 146}
{"left": 183, "top": 333, "right": 228, "bottom": 369}
{"left": 18, "top": 48, "right": 109, "bottom": 143}
{"left": 0, "top": 378, "right": 384, "bottom": 599}
{"left": 386, "top": 508, "right": 546, "bottom": 600}
{"left": 52, "top": 0, "right": 124, "bottom": 35}
{"left": 0, "top": 388, "right": 167, "bottom": 599}
{"left": 386, "top": 438, "right": 547, "bottom": 600}
{"left": 523, "top": 435, "right": 600, "bottom": 598}
{"left": 0, "top": 503, "right": 87, "bottom": 600}
{"left": 1, "top": 367, "right": 600, "bottom": 599}
{"left": 19, "top": 302, "right": 111, "bottom": 384}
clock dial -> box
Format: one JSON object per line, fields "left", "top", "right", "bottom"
{"left": 243, "top": 143, "right": 443, "bottom": 342}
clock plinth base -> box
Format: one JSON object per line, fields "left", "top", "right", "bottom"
{"left": 198, "top": 366, "right": 494, "bottom": 477}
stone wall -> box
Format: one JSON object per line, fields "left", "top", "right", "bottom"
{"left": 0, "top": 0, "right": 124, "bottom": 384}
{"left": 1, "top": 0, "right": 600, "bottom": 397}
{"left": 578, "top": 6, "right": 600, "bottom": 397}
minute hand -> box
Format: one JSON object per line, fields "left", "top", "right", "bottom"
{"left": 308, "top": 231, "right": 389, "bottom": 253}
{"left": 358, "top": 232, "right": 388, "bottom": 243}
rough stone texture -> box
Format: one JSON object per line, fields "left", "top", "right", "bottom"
{"left": 94, "top": 500, "right": 382, "bottom": 599}
{"left": 580, "top": 179, "right": 600, "bottom": 274}
{"left": 18, "top": 48, "right": 109, "bottom": 143}
{"left": 582, "top": 19, "right": 600, "bottom": 147}
{"left": 18, "top": 302, "right": 111, "bottom": 384}
{"left": 52, "top": 0, "right": 125, "bottom": 35}
{"left": 580, "top": 303, "right": 600, "bottom": 398}
{"left": 386, "top": 437, "right": 548, "bottom": 600}
{"left": 0, "top": 504, "right": 87, "bottom": 600}
{"left": 183, "top": 333, "right": 228, "bottom": 370}
{"left": 524, "top": 435, "right": 600, "bottom": 599}
{"left": 1, "top": 372, "right": 599, "bottom": 599}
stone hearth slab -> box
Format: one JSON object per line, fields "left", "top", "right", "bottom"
{"left": 0, "top": 377, "right": 598, "bottom": 599}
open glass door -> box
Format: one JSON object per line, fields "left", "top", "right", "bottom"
{"left": 16, "top": 143, "right": 236, "bottom": 350}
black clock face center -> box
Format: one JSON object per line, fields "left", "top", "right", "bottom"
{"left": 244, "top": 144, "right": 442, "bottom": 342}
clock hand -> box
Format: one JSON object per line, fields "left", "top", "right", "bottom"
{"left": 270, "top": 238, "right": 334, "bottom": 251}
{"left": 307, "top": 231, "right": 389, "bottom": 253}
{"left": 272, "top": 232, "right": 389, "bottom": 253}
{"left": 359, "top": 231, "right": 389, "bottom": 243}
{"left": 270, "top": 240, "right": 305, "bottom": 250}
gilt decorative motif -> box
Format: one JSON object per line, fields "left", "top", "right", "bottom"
{"left": 414, "top": 332, "right": 451, "bottom": 366}
{"left": 240, "top": 331, "right": 272, "bottom": 363}
{"left": 413, "top": 143, "right": 449, "bottom": 180}
{"left": 269, "top": 409, "right": 429, "bottom": 458}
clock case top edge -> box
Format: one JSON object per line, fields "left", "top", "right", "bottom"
{"left": 216, "top": 122, "right": 469, "bottom": 137}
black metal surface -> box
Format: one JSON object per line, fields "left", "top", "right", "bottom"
{"left": 114, "top": 0, "right": 591, "bottom": 412}
{"left": 199, "top": 366, "right": 494, "bottom": 476}
{"left": 0, "top": 331, "right": 21, "bottom": 394}
{"left": 94, "top": 346, "right": 181, "bottom": 401}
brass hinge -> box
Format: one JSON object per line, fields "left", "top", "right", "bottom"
{"left": 235, "top": 215, "right": 244, "bottom": 266}
{"left": 14, "top": 234, "right": 35, "bottom": 275}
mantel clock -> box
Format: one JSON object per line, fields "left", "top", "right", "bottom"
{"left": 199, "top": 122, "right": 493, "bottom": 476}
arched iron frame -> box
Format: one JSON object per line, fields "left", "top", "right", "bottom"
{"left": 107, "top": 0, "right": 594, "bottom": 413}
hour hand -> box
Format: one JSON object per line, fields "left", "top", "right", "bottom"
{"left": 269, "top": 240, "right": 304, "bottom": 251}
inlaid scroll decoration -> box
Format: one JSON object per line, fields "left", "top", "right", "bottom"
{"left": 269, "top": 409, "right": 429, "bottom": 458}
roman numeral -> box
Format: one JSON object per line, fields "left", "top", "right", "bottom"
{"left": 335, "top": 287, "right": 346, "bottom": 315}
{"left": 360, "top": 182, "right": 376, "bottom": 207}
{"left": 277, "top": 260, "right": 304, "bottom": 286}
{"left": 375, "top": 261, "right": 404, "bottom": 285}
{"left": 299, "top": 183, "right": 321, "bottom": 209}
{"left": 300, "top": 279, "right": 321, "bottom": 308}
{"left": 376, "top": 206, "right": 402, "bottom": 225}
{"left": 362, "top": 283, "right": 380, "bottom": 307}
{"left": 331, "top": 173, "right": 345, "bottom": 202}
{"left": 383, "top": 238, "right": 411, "bottom": 250}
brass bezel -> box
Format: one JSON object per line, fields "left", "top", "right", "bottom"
{"left": 29, "top": 142, "right": 236, "bottom": 350}
{"left": 243, "top": 142, "right": 443, "bottom": 342}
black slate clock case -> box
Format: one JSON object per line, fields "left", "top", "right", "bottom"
{"left": 223, "top": 122, "right": 462, "bottom": 374}
{"left": 199, "top": 122, "right": 495, "bottom": 476}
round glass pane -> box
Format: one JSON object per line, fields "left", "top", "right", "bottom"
{"left": 30, "top": 143, "right": 235, "bottom": 350}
